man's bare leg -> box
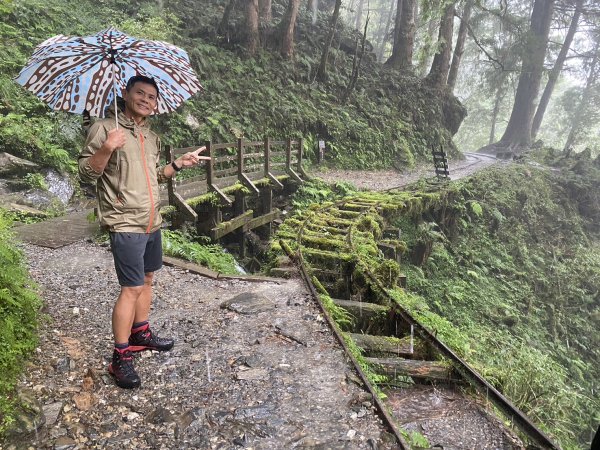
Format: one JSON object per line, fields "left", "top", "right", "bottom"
{"left": 128, "top": 271, "right": 174, "bottom": 352}
{"left": 112, "top": 286, "right": 143, "bottom": 344}
{"left": 133, "top": 272, "right": 154, "bottom": 324}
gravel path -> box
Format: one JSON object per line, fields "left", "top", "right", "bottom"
{"left": 5, "top": 153, "right": 504, "bottom": 450}
{"left": 310, "top": 153, "right": 499, "bottom": 191}
{"left": 10, "top": 241, "right": 393, "bottom": 450}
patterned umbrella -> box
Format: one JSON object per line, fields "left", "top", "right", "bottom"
{"left": 15, "top": 27, "right": 203, "bottom": 118}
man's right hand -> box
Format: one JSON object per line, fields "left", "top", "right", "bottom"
{"left": 105, "top": 128, "right": 126, "bottom": 152}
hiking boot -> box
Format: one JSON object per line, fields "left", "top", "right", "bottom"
{"left": 129, "top": 327, "right": 174, "bottom": 352}
{"left": 108, "top": 349, "right": 141, "bottom": 389}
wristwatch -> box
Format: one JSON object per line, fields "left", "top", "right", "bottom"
{"left": 171, "top": 161, "right": 182, "bottom": 172}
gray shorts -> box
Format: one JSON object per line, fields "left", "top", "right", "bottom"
{"left": 109, "top": 230, "right": 163, "bottom": 287}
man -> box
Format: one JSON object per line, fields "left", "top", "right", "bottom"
{"left": 79, "top": 75, "right": 207, "bottom": 389}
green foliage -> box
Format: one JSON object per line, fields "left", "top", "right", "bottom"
{"left": 23, "top": 173, "right": 47, "bottom": 190}
{"left": 117, "top": 7, "right": 180, "bottom": 41}
{"left": 162, "top": 229, "right": 241, "bottom": 275}
{"left": 320, "top": 294, "right": 354, "bottom": 328}
{"left": 401, "top": 430, "right": 430, "bottom": 449}
{"left": 342, "top": 332, "right": 389, "bottom": 399}
{"left": 401, "top": 164, "right": 600, "bottom": 449}
{"left": 291, "top": 179, "right": 359, "bottom": 212}
{"left": 0, "top": 209, "right": 42, "bottom": 435}
{"left": 0, "top": 113, "right": 78, "bottom": 173}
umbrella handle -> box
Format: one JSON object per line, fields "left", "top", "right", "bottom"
{"left": 111, "top": 63, "right": 118, "bottom": 129}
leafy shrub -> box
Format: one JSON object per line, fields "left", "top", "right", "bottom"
{"left": 0, "top": 209, "right": 42, "bottom": 435}
{"left": 162, "top": 229, "right": 241, "bottom": 275}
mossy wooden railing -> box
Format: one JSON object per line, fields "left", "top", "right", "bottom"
{"left": 163, "top": 138, "right": 307, "bottom": 247}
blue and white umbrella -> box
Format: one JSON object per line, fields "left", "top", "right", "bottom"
{"left": 15, "top": 27, "right": 203, "bottom": 119}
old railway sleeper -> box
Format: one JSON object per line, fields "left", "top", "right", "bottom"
{"left": 278, "top": 189, "right": 560, "bottom": 450}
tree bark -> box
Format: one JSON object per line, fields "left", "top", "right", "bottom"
{"left": 426, "top": 2, "right": 455, "bottom": 88}
{"left": 563, "top": 39, "right": 600, "bottom": 151}
{"left": 355, "top": 0, "right": 365, "bottom": 30}
{"left": 245, "top": 0, "right": 260, "bottom": 55}
{"left": 531, "top": 0, "right": 582, "bottom": 139}
{"left": 218, "top": 0, "right": 237, "bottom": 37}
{"left": 376, "top": 2, "right": 394, "bottom": 62}
{"left": 497, "top": 0, "right": 555, "bottom": 151}
{"left": 396, "top": 0, "right": 415, "bottom": 68}
{"left": 489, "top": 81, "right": 507, "bottom": 144}
{"left": 308, "top": 0, "right": 318, "bottom": 24}
{"left": 384, "top": 0, "right": 403, "bottom": 68}
{"left": 418, "top": 16, "right": 439, "bottom": 77}
{"left": 342, "top": 15, "right": 369, "bottom": 104}
{"left": 259, "top": 0, "right": 272, "bottom": 21}
{"left": 279, "top": 0, "right": 301, "bottom": 58}
{"left": 316, "top": 0, "right": 342, "bottom": 81}
{"left": 447, "top": 0, "right": 473, "bottom": 91}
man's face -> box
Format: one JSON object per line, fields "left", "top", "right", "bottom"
{"left": 123, "top": 81, "right": 158, "bottom": 121}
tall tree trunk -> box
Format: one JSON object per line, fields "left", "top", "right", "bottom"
{"left": 308, "top": 0, "right": 318, "bottom": 24}
{"left": 563, "top": 39, "right": 600, "bottom": 151}
{"left": 397, "top": 0, "right": 415, "bottom": 68}
{"left": 376, "top": 3, "right": 394, "bottom": 62}
{"left": 316, "top": 0, "right": 342, "bottom": 81}
{"left": 490, "top": 81, "right": 506, "bottom": 144}
{"left": 245, "top": 0, "right": 260, "bottom": 55}
{"left": 419, "top": 16, "right": 439, "bottom": 77}
{"left": 531, "top": 0, "right": 583, "bottom": 139}
{"left": 426, "top": 2, "right": 455, "bottom": 88}
{"left": 355, "top": 0, "right": 365, "bottom": 30}
{"left": 447, "top": 0, "right": 473, "bottom": 91}
{"left": 385, "top": 0, "right": 403, "bottom": 68}
{"left": 497, "top": 0, "right": 555, "bottom": 151}
{"left": 343, "top": 15, "right": 369, "bottom": 104}
{"left": 279, "top": 0, "right": 301, "bottom": 58}
{"left": 259, "top": 0, "right": 272, "bottom": 21}
{"left": 218, "top": 0, "right": 237, "bottom": 37}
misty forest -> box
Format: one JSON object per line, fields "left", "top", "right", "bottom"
{"left": 1, "top": 0, "right": 599, "bottom": 449}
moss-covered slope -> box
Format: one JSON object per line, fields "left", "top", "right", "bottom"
{"left": 0, "top": 0, "right": 464, "bottom": 173}
{"left": 400, "top": 160, "right": 600, "bottom": 449}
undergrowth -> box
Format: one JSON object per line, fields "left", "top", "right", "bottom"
{"left": 400, "top": 163, "right": 600, "bottom": 449}
{"left": 0, "top": 209, "right": 42, "bottom": 435}
{"left": 162, "top": 229, "right": 241, "bottom": 275}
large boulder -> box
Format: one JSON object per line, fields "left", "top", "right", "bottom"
{"left": 0, "top": 152, "right": 39, "bottom": 176}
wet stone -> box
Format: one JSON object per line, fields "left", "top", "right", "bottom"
{"left": 42, "top": 401, "right": 63, "bottom": 426}
{"left": 4, "top": 389, "right": 45, "bottom": 442}
{"left": 146, "top": 406, "right": 176, "bottom": 424}
{"left": 54, "top": 357, "right": 72, "bottom": 373}
{"left": 220, "top": 292, "right": 276, "bottom": 314}
{"left": 234, "top": 404, "right": 276, "bottom": 421}
{"left": 53, "top": 436, "right": 77, "bottom": 449}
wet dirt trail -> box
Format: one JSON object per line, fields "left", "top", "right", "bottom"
{"left": 5, "top": 152, "right": 513, "bottom": 450}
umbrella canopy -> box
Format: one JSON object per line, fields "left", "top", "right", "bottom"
{"left": 15, "top": 27, "right": 203, "bottom": 118}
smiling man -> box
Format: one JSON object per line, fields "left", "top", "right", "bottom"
{"left": 78, "top": 75, "right": 206, "bottom": 389}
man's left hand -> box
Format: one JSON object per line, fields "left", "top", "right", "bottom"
{"left": 177, "top": 146, "right": 211, "bottom": 168}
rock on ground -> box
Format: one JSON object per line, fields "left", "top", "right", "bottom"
{"left": 9, "top": 240, "right": 393, "bottom": 449}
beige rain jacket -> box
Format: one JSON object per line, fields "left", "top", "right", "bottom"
{"left": 79, "top": 105, "right": 168, "bottom": 233}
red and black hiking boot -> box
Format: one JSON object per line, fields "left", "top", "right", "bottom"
{"left": 108, "top": 349, "right": 141, "bottom": 389}
{"left": 129, "top": 326, "right": 174, "bottom": 352}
